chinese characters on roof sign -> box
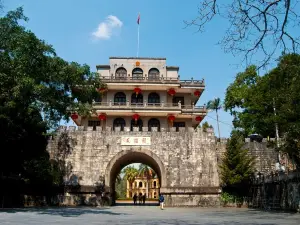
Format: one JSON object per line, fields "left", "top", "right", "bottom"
{"left": 121, "top": 136, "right": 151, "bottom": 146}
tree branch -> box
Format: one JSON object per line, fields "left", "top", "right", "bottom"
{"left": 186, "top": 0, "right": 300, "bottom": 69}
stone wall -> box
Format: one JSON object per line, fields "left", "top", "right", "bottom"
{"left": 244, "top": 139, "right": 278, "bottom": 174}
{"left": 47, "top": 126, "right": 222, "bottom": 206}
{"left": 249, "top": 172, "right": 300, "bottom": 212}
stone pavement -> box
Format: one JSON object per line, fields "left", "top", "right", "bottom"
{"left": 0, "top": 206, "right": 299, "bottom": 225}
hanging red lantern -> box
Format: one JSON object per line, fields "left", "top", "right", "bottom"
{"left": 195, "top": 116, "right": 203, "bottom": 122}
{"left": 167, "top": 88, "right": 176, "bottom": 96}
{"left": 132, "top": 114, "right": 140, "bottom": 123}
{"left": 71, "top": 113, "right": 78, "bottom": 120}
{"left": 133, "top": 87, "right": 142, "bottom": 97}
{"left": 97, "top": 87, "right": 107, "bottom": 94}
{"left": 194, "top": 90, "right": 201, "bottom": 97}
{"left": 168, "top": 115, "right": 175, "bottom": 127}
{"left": 98, "top": 113, "right": 106, "bottom": 121}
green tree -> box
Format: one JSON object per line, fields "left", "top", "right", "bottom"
{"left": 207, "top": 98, "right": 222, "bottom": 139}
{"left": 224, "top": 54, "right": 300, "bottom": 168}
{"left": 219, "top": 130, "right": 255, "bottom": 196}
{"left": 0, "top": 7, "right": 103, "bottom": 199}
{"left": 123, "top": 166, "right": 138, "bottom": 192}
{"left": 138, "top": 164, "right": 156, "bottom": 198}
{"left": 115, "top": 175, "right": 126, "bottom": 199}
{"left": 202, "top": 121, "right": 213, "bottom": 132}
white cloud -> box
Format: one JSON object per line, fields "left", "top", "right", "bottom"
{"left": 92, "top": 15, "right": 123, "bottom": 40}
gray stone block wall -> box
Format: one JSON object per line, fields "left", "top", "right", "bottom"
{"left": 47, "top": 126, "right": 222, "bottom": 206}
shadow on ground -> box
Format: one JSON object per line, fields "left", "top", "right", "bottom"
{"left": 115, "top": 202, "right": 159, "bottom": 206}
{"left": 0, "top": 207, "right": 127, "bottom": 217}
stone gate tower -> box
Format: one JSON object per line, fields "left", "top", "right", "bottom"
{"left": 47, "top": 57, "right": 221, "bottom": 206}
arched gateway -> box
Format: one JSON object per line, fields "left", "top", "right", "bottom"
{"left": 47, "top": 56, "right": 223, "bottom": 207}
{"left": 105, "top": 149, "right": 166, "bottom": 190}
{"left": 47, "top": 126, "right": 222, "bottom": 207}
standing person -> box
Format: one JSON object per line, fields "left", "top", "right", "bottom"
{"left": 133, "top": 194, "right": 137, "bottom": 205}
{"left": 142, "top": 193, "right": 146, "bottom": 205}
{"left": 159, "top": 193, "right": 164, "bottom": 210}
{"left": 139, "top": 193, "right": 142, "bottom": 205}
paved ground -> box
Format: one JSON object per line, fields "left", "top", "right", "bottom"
{"left": 0, "top": 206, "right": 299, "bottom": 225}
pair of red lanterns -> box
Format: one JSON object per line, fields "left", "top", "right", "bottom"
{"left": 167, "top": 89, "right": 201, "bottom": 97}
{"left": 71, "top": 113, "right": 107, "bottom": 121}
{"left": 167, "top": 115, "right": 202, "bottom": 124}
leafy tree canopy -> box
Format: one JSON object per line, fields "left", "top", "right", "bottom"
{"left": 0, "top": 7, "right": 103, "bottom": 130}
{"left": 0, "top": 8, "right": 103, "bottom": 187}
{"left": 224, "top": 54, "right": 300, "bottom": 168}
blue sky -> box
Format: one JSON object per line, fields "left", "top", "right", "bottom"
{"left": 4, "top": 0, "right": 291, "bottom": 137}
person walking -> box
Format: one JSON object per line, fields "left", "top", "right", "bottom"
{"left": 158, "top": 193, "right": 164, "bottom": 210}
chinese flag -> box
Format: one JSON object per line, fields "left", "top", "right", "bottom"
{"left": 137, "top": 13, "right": 140, "bottom": 24}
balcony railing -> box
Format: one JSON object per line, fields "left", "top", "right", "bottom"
{"left": 92, "top": 101, "right": 206, "bottom": 113}
{"left": 99, "top": 76, "right": 205, "bottom": 86}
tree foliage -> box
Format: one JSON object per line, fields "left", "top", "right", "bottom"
{"left": 201, "top": 121, "right": 213, "bottom": 132}
{"left": 207, "top": 97, "right": 222, "bottom": 138}
{"left": 0, "top": 8, "right": 103, "bottom": 129}
{"left": 224, "top": 53, "right": 300, "bottom": 168}
{"left": 123, "top": 166, "right": 138, "bottom": 186}
{"left": 186, "top": 0, "right": 300, "bottom": 68}
{"left": 138, "top": 164, "right": 156, "bottom": 179}
{"left": 0, "top": 7, "right": 103, "bottom": 192}
{"left": 219, "top": 130, "right": 255, "bottom": 195}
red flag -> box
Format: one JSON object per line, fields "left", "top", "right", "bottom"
{"left": 137, "top": 13, "right": 140, "bottom": 24}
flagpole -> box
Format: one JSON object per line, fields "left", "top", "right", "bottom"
{"left": 137, "top": 20, "right": 140, "bottom": 57}
{"left": 136, "top": 15, "right": 140, "bottom": 57}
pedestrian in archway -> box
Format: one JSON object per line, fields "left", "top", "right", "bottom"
{"left": 142, "top": 193, "right": 146, "bottom": 205}
{"left": 133, "top": 194, "right": 137, "bottom": 205}
{"left": 159, "top": 193, "right": 164, "bottom": 210}
{"left": 139, "top": 193, "right": 142, "bottom": 205}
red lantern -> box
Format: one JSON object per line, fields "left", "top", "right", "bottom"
{"left": 132, "top": 114, "right": 140, "bottom": 123}
{"left": 167, "top": 88, "right": 176, "bottom": 96}
{"left": 195, "top": 116, "right": 203, "bottom": 122}
{"left": 133, "top": 87, "right": 142, "bottom": 97}
{"left": 98, "top": 113, "right": 106, "bottom": 121}
{"left": 71, "top": 113, "right": 78, "bottom": 120}
{"left": 168, "top": 115, "right": 175, "bottom": 127}
{"left": 194, "top": 90, "right": 201, "bottom": 97}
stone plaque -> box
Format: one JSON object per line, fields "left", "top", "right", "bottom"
{"left": 121, "top": 136, "right": 151, "bottom": 146}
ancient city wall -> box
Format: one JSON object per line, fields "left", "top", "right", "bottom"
{"left": 47, "top": 126, "right": 222, "bottom": 206}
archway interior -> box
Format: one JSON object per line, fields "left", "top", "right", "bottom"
{"left": 110, "top": 152, "right": 162, "bottom": 201}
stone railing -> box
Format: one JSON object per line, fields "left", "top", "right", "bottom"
{"left": 56, "top": 126, "right": 215, "bottom": 134}
{"left": 245, "top": 137, "right": 278, "bottom": 142}
{"left": 99, "top": 76, "right": 205, "bottom": 87}
{"left": 92, "top": 101, "right": 206, "bottom": 113}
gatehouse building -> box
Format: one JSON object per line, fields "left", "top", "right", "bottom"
{"left": 47, "top": 57, "right": 222, "bottom": 206}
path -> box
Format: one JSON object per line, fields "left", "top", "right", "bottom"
{"left": 0, "top": 206, "right": 299, "bottom": 225}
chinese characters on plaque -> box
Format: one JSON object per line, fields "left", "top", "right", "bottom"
{"left": 121, "top": 136, "right": 151, "bottom": 146}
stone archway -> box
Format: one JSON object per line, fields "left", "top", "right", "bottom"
{"left": 104, "top": 148, "right": 166, "bottom": 205}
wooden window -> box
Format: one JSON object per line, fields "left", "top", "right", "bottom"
{"left": 88, "top": 121, "right": 100, "bottom": 131}
{"left": 115, "top": 67, "right": 127, "bottom": 80}
{"left": 148, "top": 68, "right": 160, "bottom": 80}
{"left": 132, "top": 68, "right": 143, "bottom": 80}
{"left": 113, "top": 118, "right": 126, "bottom": 131}
{"left": 114, "top": 92, "right": 126, "bottom": 105}
{"left": 148, "top": 92, "right": 160, "bottom": 104}
{"left": 148, "top": 118, "right": 160, "bottom": 131}
{"left": 173, "top": 122, "right": 185, "bottom": 132}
